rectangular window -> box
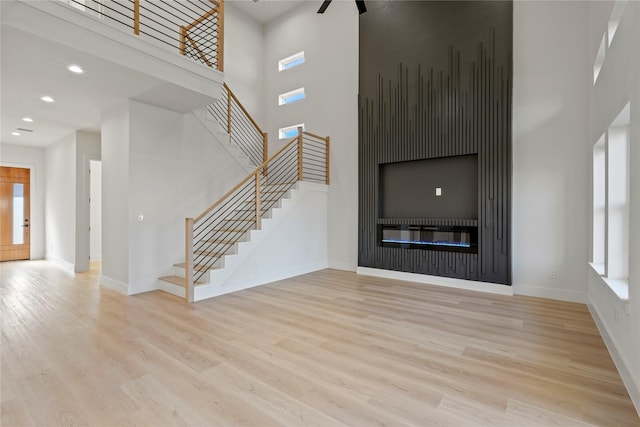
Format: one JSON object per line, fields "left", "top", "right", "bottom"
{"left": 591, "top": 103, "right": 630, "bottom": 300}
{"left": 606, "top": 106, "right": 630, "bottom": 280}
{"left": 279, "top": 51, "right": 305, "bottom": 71}
{"left": 279, "top": 88, "right": 305, "bottom": 106}
{"left": 593, "top": 34, "right": 606, "bottom": 84}
{"left": 592, "top": 134, "right": 605, "bottom": 271}
{"left": 608, "top": 0, "right": 628, "bottom": 47}
{"left": 12, "top": 183, "right": 24, "bottom": 245}
{"left": 279, "top": 124, "right": 304, "bottom": 140}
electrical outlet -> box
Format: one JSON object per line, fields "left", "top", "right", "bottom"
{"left": 549, "top": 270, "right": 558, "bottom": 279}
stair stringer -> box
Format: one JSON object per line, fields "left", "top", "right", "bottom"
{"left": 192, "top": 108, "right": 255, "bottom": 173}
{"left": 193, "top": 181, "right": 329, "bottom": 301}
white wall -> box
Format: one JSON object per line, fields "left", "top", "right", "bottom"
{"left": 101, "top": 103, "right": 130, "bottom": 292}
{"left": 0, "top": 143, "right": 46, "bottom": 259}
{"left": 75, "top": 131, "right": 101, "bottom": 272}
{"left": 264, "top": 1, "right": 359, "bottom": 271}
{"left": 44, "top": 132, "right": 76, "bottom": 271}
{"left": 126, "top": 100, "right": 247, "bottom": 294}
{"left": 90, "top": 160, "right": 102, "bottom": 261}
{"left": 224, "top": 3, "right": 265, "bottom": 125}
{"left": 587, "top": 0, "right": 640, "bottom": 412}
{"left": 512, "top": 1, "right": 590, "bottom": 303}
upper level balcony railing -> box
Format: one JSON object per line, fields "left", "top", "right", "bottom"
{"left": 60, "top": 0, "right": 223, "bottom": 71}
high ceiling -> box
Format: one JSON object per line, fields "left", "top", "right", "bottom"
{"left": 228, "top": 0, "right": 305, "bottom": 24}
{"left": 0, "top": 0, "right": 306, "bottom": 148}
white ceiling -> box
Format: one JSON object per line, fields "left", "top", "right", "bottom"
{"left": 0, "top": 25, "right": 172, "bottom": 147}
{"left": 227, "top": 0, "right": 306, "bottom": 24}
{"left": 0, "top": 0, "right": 307, "bottom": 149}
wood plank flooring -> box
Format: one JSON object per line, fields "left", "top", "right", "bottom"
{"left": 1, "top": 260, "right": 638, "bottom": 426}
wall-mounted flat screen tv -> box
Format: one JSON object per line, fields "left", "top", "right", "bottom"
{"left": 379, "top": 154, "right": 478, "bottom": 219}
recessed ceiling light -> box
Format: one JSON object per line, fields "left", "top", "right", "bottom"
{"left": 68, "top": 65, "right": 84, "bottom": 74}
{"left": 22, "top": 117, "right": 34, "bottom": 122}
{"left": 11, "top": 132, "right": 21, "bottom": 136}
{"left": 41, "top": 96, "right": 54, "bottom": 103}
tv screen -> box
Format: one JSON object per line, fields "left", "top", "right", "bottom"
{"left": 379, "top": 154, "right": 478, "bottom": 219}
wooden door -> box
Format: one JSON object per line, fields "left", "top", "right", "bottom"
{"left": 0, "top": 167, "right": 30, "bottom": 261}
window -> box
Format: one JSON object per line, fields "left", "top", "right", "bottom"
{"left": 279, "top": 124, "right": 304, "bottom": 140}
{"left": 608, "top": 0, "right": 628, "bottom": 47}
{"left": 607, "top": 105, "right": 630, "bottom": 281}
{"left": 279, "top": 51, "right": 305, "bottom": 71}
{"left": 591, "top": 103, "right": 630, "bottom": 300}
{"left": 593, "top": 34, "right": 606, "bottom": 84}
{"left": 592, "top": 134, "right": 605, "bottom": 273}
{"left": 279, "top": 88, "right": 305, "bottom": 106}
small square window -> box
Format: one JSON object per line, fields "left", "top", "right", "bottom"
{"left": 279, "top": 51, "right": 305, "bottom": 71}
{"left": 279, "top": 124, "right": 304, "bottom": 140}
{"left": 279, "top": 88, "right": 305, "bottom": 106}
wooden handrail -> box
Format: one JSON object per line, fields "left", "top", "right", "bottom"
{"left": 301, "top": 130, "right": 328, "bottom": 140}
{"left": 223, "top": 83, "right": 265, "bottom": 136}
{"left": 194, "top": 136, "right": 300, "bottom": 223}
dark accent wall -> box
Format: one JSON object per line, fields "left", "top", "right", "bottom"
{"left": 358, "top": 0, "right": 512, "bottom": 284}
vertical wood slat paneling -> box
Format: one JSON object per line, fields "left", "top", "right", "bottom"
{"left": 358, "top": 37, "right": 512, "bottom": 285}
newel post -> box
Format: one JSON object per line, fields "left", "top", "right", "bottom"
{"left": 217, "top": 0, "right": 225, "bottom": 72}
{"left": 297, "top": 127, "right": 303, "bottom": 181}
{"left": 133, "top": 0, "right": 140, "bottom": 35}
{"left": 185, "top": 218, "right": 195, "bottom": 302}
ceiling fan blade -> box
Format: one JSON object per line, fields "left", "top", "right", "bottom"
{"left": 355, "top": 0, "right": 366, "bottom": 14}
{"left": 317, "top": 0, "right": 332, "bottom": 13}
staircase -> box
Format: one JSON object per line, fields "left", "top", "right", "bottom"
{"left": 158, "top": 84, "right": 330, "bottom": 302}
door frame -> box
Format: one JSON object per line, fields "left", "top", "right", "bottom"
{"left": 0, "top": 161, "right": 35, "bottom": 260}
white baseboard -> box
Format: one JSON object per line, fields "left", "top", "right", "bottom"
{"left": 46, "top": 254, "right": 75, "bottom": 273}
{"left": 99, "top": 275, "right": 128, "bottom": 295}
{"left": 356, "top": 267, "right": 513, "bottom": 296}
{"left": 588, "top": 299, "right": 640, "bottom": 417}
{"left": 514, "top": 284, "right": 586, "bottom": 303}
{"left": 90, "top": 255, "right": 102, "bottom": 262}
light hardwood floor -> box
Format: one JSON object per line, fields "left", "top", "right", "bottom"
{"left": 1, "top": 260, "right": 638, "bottom": 426}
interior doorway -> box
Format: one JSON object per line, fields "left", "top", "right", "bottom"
{"left": 0, "top": 166, "right": 30, "bottom": 261}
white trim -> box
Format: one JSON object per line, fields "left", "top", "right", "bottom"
{"left": 356, "top": 267, "right": 513, "bottom": 296}
{"left": 278, "top": 50, "right": 305, "bottom": 71}
{"left": 588, "top": 300, "right": 640, "bottom": 417}
{"left": 99, "top": 275, "right": 128, "bottom": 294}
{"left": 279, "top": 123, "right": 305, "bottom": 139}
{"left": 278, "top": 87, "right": 305, "bottom": 105}
{"left": 46, "top": 254, "right": 75, "bottom": 273}
{"left": 514, "top": 284, "right": 586, "bottom": 303}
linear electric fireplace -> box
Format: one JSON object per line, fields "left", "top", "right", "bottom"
{"left": 379, "top": 224, "right": 478, "bottom": 253}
